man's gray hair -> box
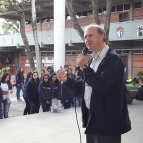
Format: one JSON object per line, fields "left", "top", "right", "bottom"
{"left": 85, "top": 25, "right": 106, "bottom": 42}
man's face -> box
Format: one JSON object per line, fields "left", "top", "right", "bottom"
{"left": 84, "top": 27, "right": 104, "bottom": 51}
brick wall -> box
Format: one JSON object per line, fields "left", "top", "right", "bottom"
{"left": 25, "top": 8, "right": 143, "bottom": 32}
{"left": 20, "top": 55, "right": 91, "bottom": 74}
{"left": 133, "top": 9, "right": 143, "bottom": 19}
{"left": 13, "top": 54, "right": 143, "bottom": 79}
{"left": 132, "top": 54, "right": 143, "bottom": 77}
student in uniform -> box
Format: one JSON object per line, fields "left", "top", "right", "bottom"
{"left": 50, "top": 73, "right": 60, "bottom": 99}
{"left": 23, "top": 72, "right": 32, "bottom": 115}
{"left": 26, "top": 72, "right": 40, "bottom": 114}
{"left": 38, "top": 74, "right": 53, "bottom": 112}
{"left": 61, "top": 83, "right": 73, "bottom": 109}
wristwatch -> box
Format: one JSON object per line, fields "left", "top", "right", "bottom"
{"left": 82, "top": 64, "right": 88, "bottom": 69}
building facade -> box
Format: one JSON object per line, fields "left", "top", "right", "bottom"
{"left": 0, "top": 0, "right": 143, "bottom": 79}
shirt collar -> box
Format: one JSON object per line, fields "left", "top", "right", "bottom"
{"left": 91, "top": 45, "right": 109, "bottom": 60}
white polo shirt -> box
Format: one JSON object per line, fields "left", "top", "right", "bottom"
{"left": 84, "top": 45, "right": 109, "bottom": 109}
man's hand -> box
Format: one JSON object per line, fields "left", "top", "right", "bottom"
{"left": 57, "top": 66, "right": 67, "bottom": 83}
{"left": 46, "top": 101, "right": 50, "bottom": 104}
{"left": 76, "top": 54, "right": 88, "bottom": 69}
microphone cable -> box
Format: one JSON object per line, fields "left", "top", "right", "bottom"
{"left": 72, "top": 79, "right": 82, "bottom": 143}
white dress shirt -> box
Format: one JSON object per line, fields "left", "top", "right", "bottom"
{"left": 84, "top": 45, "right": 109, "bottom": 109}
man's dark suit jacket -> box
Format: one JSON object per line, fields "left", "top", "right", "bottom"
{"left": 64, "top": 48, "right": 131, "bottom": 136}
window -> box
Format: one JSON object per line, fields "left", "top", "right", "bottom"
{"left": 134, "top": 2, "right": 142, "bottom": 9}
{"left": 25, "top": 20, "right": 31, "bottom": 25}
{"left": 72, "top": 52, "right": 76, "bottom": 55}
{"left": 117, "top": 5, "right": 123, "bottom": 11}
{"left": 116, "top": 51, "right": 122, "bottom": 54}
{"left": 77, "top": 12, "right": 82, "bottom": 17}
{"left": 88, "top": 10, "right": 92, "bottom": 16}
{"left": 133, "top": 50, "right": 142, "bottom": 54}
{"left": 98, "top": 8, "right": 102, "bottom": 14}
{"left": 124, "top": 4, "right": 130, "bottom": 10}
{"left": 50, "top": 52, "right": 54, "bottom": 55}
{"left": 83, "top": 11, "right": 88, "bottom": 16}
{"left": 42, "top": 17, "right": 50, "bottom": 22}
{"left": 50, "top": 17, "right": 54, "bottom": 21}
{"left": 103, "top": 7, "right": 106, "bottom": 13}
{"left": 37, "top": 19, "right": 40, "bottom": 23}
{"left": 77, "top": 51, "right": 82, "bottom": 54}
{"left": 66, "top": 52, "right": 72, "bottom": 55}
{"left": 122, "top": 50, "right": 129, "bottom": 54}
{"left": 119, "top": 13, "right": 128, "bottom": 22}
{"left": 111, "top": 6, "right": 116, "bottom": 12}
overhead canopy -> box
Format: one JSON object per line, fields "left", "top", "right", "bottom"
{"left": 0, "top": 0, "right": 134, "bottom": 20}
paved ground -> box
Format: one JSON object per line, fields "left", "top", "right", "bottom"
{"left": 1, "top": 87, "right": 143, "bottom": 143}
{"left": 9, "top": 86, "right": 29, "bottom": 117}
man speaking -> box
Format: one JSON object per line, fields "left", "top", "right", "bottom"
{"left": 57, "top": 25, "right": 131, "bottom": 143}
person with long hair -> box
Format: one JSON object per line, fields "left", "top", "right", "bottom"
{"left": 26, "top": 72, "right": 40, "bottom": 114}
{"left": 50, "top": 73, "right": 60, "bottom": 99}
{"left": 38, "top": 74, "right": 53, "bottom": 112}
{"left": 23, "top": 72, "right": 32, "bottom": 115}
{"left": 15, "top": 67, "right": 24, "bottom": 102}
{"left": 0, "top": 73, "right": 13, "bottom": 119}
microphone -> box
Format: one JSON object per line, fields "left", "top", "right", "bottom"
{"left": 82, "top": 47, "right": 89, "bottom": 56}
{"left": 76, "top": 47, "right": 89, "bottom": 70}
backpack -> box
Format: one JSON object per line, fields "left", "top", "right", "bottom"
{"left": 11, "top": 77, "right": 16, "bottom": 86}
{"left": 135, "top": 86, "right": 143, "bottom": 100}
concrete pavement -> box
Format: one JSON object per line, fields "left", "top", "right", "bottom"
{"left": 1, "top": 87, "right": 143, "bottom": 143}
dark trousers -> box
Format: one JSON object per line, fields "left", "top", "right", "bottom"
{"left": 64, "top": 101, "right": 71, "bottom": 109}
{"left": 29, "top": 102, "right": 40, "bottom": 114}
{"left": 16, "top": 84, "right": 22, "bottom": 99}
{"left": 41, "top": 102, "right": 50, "bottom": 112}
{"left": 23, "top": 96, "right": 30, "bottom": 115}
{"left": 86, "top": 134, "right": 121, "bottom": 143}
{"left": 0, "top": 99, "right": 9, "bottom": 119}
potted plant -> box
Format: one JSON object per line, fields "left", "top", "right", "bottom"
{"left": 1, "top": 65, "right": 12, "bottom": 74}
{"left": 126, "top": 71, "right": 143, "bottom": 99}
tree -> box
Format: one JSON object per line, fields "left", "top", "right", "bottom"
{"left": 104, "top": 0, "right": 112, "bottom": 43}
{"left": 0, "top": 0, "right": 35, "bottom": 70}
{"left": 91, "top": 0, "right": 100, "bottom": 25}
{"left": 66, "top": 0, "right": 84, "bottom": 41}
{"left": 31, "top": 0, "right": 41, "bottom": 75}
{"left": 1, "top": 20, "right": 19, "bottom": 34}
{"left": 66, "top": 0, "right": 113, "bottom": 43}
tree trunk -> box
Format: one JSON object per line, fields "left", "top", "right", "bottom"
{"left": 31, "top": 0, "right": 41, "bottom": 75}
{"left": 91, "top": 0, "right": 100, "bottom": 25}
{"left": 104, "top": 0, "right": 112, "bottom": 44}
{"left": 66, "top": 0, "right": 84, "bottom": 41}
{"left": 20, "top": 12, "right": 35, "bottom": 70}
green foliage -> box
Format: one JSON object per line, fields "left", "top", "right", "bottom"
{"left": 1, "top": 20, "right": 19, "bottom": 34}
{"left": 135, "top": 71, "right": 143, "bottom": 81}
{"left": 0, "top": 0, "right": 30, "bottom": 13}
{"left": 0, "top": 65, "right": 12, "bottom": 76}
{"left": 126, "top": 83, "right": 139, "bottom": 91}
